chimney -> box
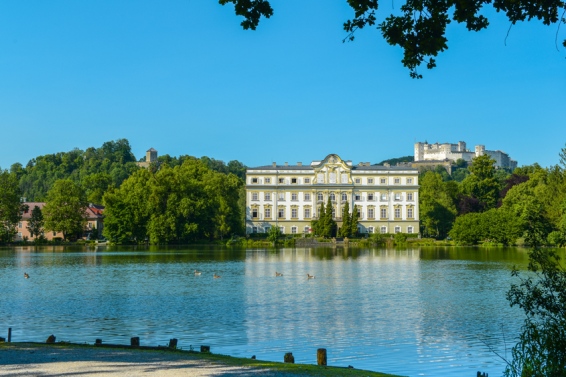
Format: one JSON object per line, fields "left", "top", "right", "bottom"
{"left": 297, "top": 162, "right": 302, "bottom": 166}
{"left": 284, "top": 162, "right": 288, "bottom": 166}
{"left": 272, "top": 162, "right": 276, "bottom": 167}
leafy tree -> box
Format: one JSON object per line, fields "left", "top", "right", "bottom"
{"left": 44, "top": 179, "right": 88, "bottom": 241}
{"left": 26, "top": 205, "right": 44, "bottom": 239}
{"left": 340, "top": 200, "right": 352, "bottom": 237}
{"left": 350, "top": 204, "right": 360, "bottom": 237}
{"left": 504, "top": 223, "right": 566, "bottom": 376}
{"left": 460, "top": 154, "right": 500, "bottom": 211}
{"left": 0, "top": 170, "right": 23, "bottom": 242}
{"left": 419, "top": 171, "right": 457, "bottom": 238}
{"left": 311, "top": 201, "right": 326, "bottom": 236}
{"left": 448, "top": 212, "right": 485, "bottom": 245}
{"left": 267, "top": 225, "right": 281, "bottom": 245}
{"left": 220, "top": 0, "right": 566, "bottom": 78}
{"left": 324, "top": 197, "right": 337, "bottom": 237}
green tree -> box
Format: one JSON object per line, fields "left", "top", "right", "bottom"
{"left": 460, "top": 154, "right": 500, "bottom": 211}
{"left": 504, "top": 224, "right": 566, "bottom": 376}
{"left": 311, "top": 201, "right": 326, "bottom": 236}
{"left": 350, "top": 204, "right": 359, "bottom": 237}
{"left": 26, "top": 205, "right": 44, "bottom": 239}
{"left": 419, "top": 171, "right": 457, "bottom": 238}
{"left": 267, "top": 225, "right": 281, "bottom": 246}
{"left": 340, "top": 200, "right": 351, "bottom": 237}
{"left": 220, "top": 0, "right": 566, "bottom": 78}
{"left": 0, "top": 170, "right": 23, "bottom": 242}
{"left": 43, "top": 179, "right": 88, "bottom": 241}
{"left": 323, "top": 197, "right": 337, "bottom": 237}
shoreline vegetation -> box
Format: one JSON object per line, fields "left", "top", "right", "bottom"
{"left": 0, "top": 342, "right": 404, "bottom": 377}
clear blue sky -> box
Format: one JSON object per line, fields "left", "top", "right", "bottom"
{"left": 1, "top": 0, "right": 565, "bottom": 170}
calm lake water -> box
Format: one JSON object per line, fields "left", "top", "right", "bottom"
{"left": 0, "top": 245, "right": 541, "bottom": 376}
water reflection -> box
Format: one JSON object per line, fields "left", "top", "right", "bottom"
{"left": 0, "top": 246, "right": 548, "bottom": 376}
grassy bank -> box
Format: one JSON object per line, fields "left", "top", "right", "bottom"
{"left": 0, "top": 342, "right": 404, "bottom": 377}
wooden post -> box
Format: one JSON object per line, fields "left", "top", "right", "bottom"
{"left": 95, "top": 339, "right": 102, "bottom": 345}
{"left": 131, "top": 337, "right": 140, "bottom": 347}
{"left": 168, "top": 339, "right": 178, "bottom": 349}
{"left": 284, "top": 352, "right": 295, "bottom": 363}
{"left": 200, "top": 345, "right": 210, "bottom": 353}
{"left": 8, "top": 328, "right": 11, "bottom": 343}
{"left": 317, "top": 348, "right": 327, "bottom": 366}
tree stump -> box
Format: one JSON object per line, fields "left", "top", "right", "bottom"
{"left": 317, "top": 348, "right": 327, "bottom": 366}
{"left": 130, "top": 337, "right": 140, "bottom": 347}
{"left": 46, "top": 335, "right": 56, "bottom": 344}
{"left": 168, "top": 339, "right": 178, "bottom": 349}
{"left": 284, "top": 352, "right": 294, "bottom": 363}
{"left": 200, "top": 345, "right": 210, "bottom": 353}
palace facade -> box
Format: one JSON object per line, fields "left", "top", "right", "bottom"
{"left": 245, "top": 154, "right": 419, "bottom": 236}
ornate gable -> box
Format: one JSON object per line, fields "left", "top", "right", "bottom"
{"left": 312, "top": 154, "right": 352, "bottom": 184}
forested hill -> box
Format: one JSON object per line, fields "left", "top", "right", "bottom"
{"left": 6, "top": 139, "right": 247, "bottom": 203}
{"left": 377, "top": 156, "right": 414, "bottom": 165}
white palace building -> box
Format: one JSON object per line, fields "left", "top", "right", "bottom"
{"left": 245, "top": 154, "right": 420, "bottom": 236}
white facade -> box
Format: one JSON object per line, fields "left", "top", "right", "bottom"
{"left": 245, "top": 154, "right": 419, "bottom": 235}
{"left": 414, "top": 141, "right": 517, "bottom": 170}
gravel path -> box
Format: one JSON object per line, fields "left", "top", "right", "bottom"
{"left": 0, "top": 343, "right": 302, "bottom": 377}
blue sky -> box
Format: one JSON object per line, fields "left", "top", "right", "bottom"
{"left": 1, "top": 0, "right": 565, "bottom": 170}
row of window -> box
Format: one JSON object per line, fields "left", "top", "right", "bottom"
{"left": 250, "top": 225, "right": 415, "bottom": 234}
{"left": 250, "top": 207, "right": 414, "bottom": 220}
{"left": 250, "top": 176, "right": 415, "bottom": 185}
{"left": 251, "top": 192, "right": 415, "bottom": 202}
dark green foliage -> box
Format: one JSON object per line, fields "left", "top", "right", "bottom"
{"left": 460, "top": 154, "right": 501, "bottom": 211}
{"left": 27, "top": 205, "right": 44, "bottom": 238}
{"left": 222, "top": 0, "right": 566, "bottom": 78}
{"left": 419, "top": 171, "right": 457, "bottom": 238}
{"left": 311, "top": 198, "right": 337, "bottom": 238}
{"left": 339, "top": 201, "right": 352, "bottom": 237}
{"left": 505, "top": 223, "right": 566, "bottom": 376}
{"left": 43, "top": 179, "right": 88, "bottom": 241}
{"left": 0, "top": 170, "right": 23, "bottom": 242}
{"left": 377, "top": 156, "right": 414, "bottom": 166}
{"left": 350, "top": 204, "right": 360, "bottom": 237}
{"left": 267, "top": 225, "right": 281, "bottom": 245}
{"left": 102, "top": 159, "right": 243, "bottom": 244}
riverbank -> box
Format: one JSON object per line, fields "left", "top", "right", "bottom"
{"left": 0, "top": 342, "right": 403, "bottom": 377}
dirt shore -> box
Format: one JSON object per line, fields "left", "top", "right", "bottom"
{"left": 0, "top": 343, "right": 298, "bottom": 377}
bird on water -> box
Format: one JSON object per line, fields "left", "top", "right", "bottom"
{"left": 194, "top": 270, "right": 202, "bottom": 276}
{"left": 275, "top": 271, "right": 283, "bottom": 277}
{"left": 307, "top": 274, "right": 315, "bottom": 279}
{"left": 24, "top": 272, "right": 29, "bottom": 279}
{"left": 213, "top": 273, "right": 221, "bottom": 279}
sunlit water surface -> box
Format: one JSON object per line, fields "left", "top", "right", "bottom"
{"left": 0, "top": 245, "right": 537, "bottom": 376}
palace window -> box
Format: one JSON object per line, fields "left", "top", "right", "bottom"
{"left": 252, "top": 192, "right": 258, "bottom": 201}
{"left": 381, "top": 208, "right": 387, "bottom": 218}
{"left": 380, "top": 178, "right": 386, "bottom": 184}
{"left": 381, "top": 226, "right": 387, "bottom": 234}
{"left": 278, "top": 208, "right": 285, "bottom": 218}
{"left": 279, "top": 178, "right": 285, "bottom": 184}
{"left": 354, "top": 194, "right": 361, "bottom": 201}
{"left": 304, "top": 193, "right": 311, "bottom": 201}
{"left": 291, "top": 193, "right": 298, "bottom": 201}
{"left": 317, "top": 173, "right": 324, "bottom": 183}
{"left": 394, "top": 193, "right": 401, "bottom": 201}
{"left": 279, "top": 226, "right": 285, "bottom": 234}
{"left": 304, "top": 208, "right": 311, "bottom": 218}
{"left": 368, "top": 226, "right": 374, "bottom": 234}
{"left": 341, "top": 193, "right": 348, "bottom": 201}
{"left": 291, "top": 208, "right": 298, "bottom": 218}
{"left": 394, "top": 208, "right": 401, "bottom": 218}
{"left": 304, "top": 178, "right": 311, "bottom": 184}
{"left": 368, "top": 193, "right": 374, "bottom": 201}
{"left": 394, "top": 178, "right": 400, "bottom": 184}
{"left": 265, "top": 178, "right": 271, "bottom": 184}
{"left": 252, "top": 227, "right": 258, "bottom": 233}
{"left": 278, "top": 193, "right": 285, "bottom": 201}
{"left": 341, "top": 174, "right": 348, "bottom": 183}
{"left": 265, "top": 208, "right": 271, "bottom": 218}
{"left": 291, "top": 178, "right": 298, "bottom": 184}
{"left": 330, "top": 192, "right": 336, "bottom": 201}
{"left": 407, "top": 178, "right": 413, "bottom": 184}
{"left": 368, "top": 208, "right": 375, "bottom": 219}
{"left": 395, "top": 226, "right": 401, "bottom": 233}
{"left": 252, "top": 208, "right": 258, "bottom": 218}
{"left": 264, "top": 192, "right": 271, "bottom": 201}
{"left": 355, "top": 178, "right": 361, "bottom": 184}
{"left": 251, "top": 178, "right": 258, "bottom": 184}
{"left": 368, "top": 178, "right": 374, "bottom": 184}
{"left": 317, "top": 192, "right": 324, "bottom": 201}
{"left": 291, "top": 226, "right": 298, "bottom": 234}
{"left": 381, "top": 193, "right": 388, "bottom": 201}
{"left": 304, "top": 226, "right": 310, "bottom": 233}
{"left": 407, "top": 208, "right": 413, "bottom": 218}
{"left": 407, "top": 192, "right": 413, "bottom": 201}
{"left": 408, "top": 226, "right": 414, "bottom": 234}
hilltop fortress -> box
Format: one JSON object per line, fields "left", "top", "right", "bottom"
{"left": 414, "top": 141, "right": 517, "bottom": 170}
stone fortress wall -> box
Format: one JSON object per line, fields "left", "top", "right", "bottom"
{"left": 414, "top": 141, "right": 517, "bottom": 170}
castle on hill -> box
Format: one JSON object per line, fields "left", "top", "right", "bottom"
{"left": 414, "top": 141, "right": 517, "bottom": 170}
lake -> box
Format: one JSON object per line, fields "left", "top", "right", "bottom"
{"left": 0, "top": 245, "right": 536, "bottom": 376}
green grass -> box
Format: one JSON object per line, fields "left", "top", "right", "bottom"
{"left": 0, "top": 342, "right": 405, "bottom": 377}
